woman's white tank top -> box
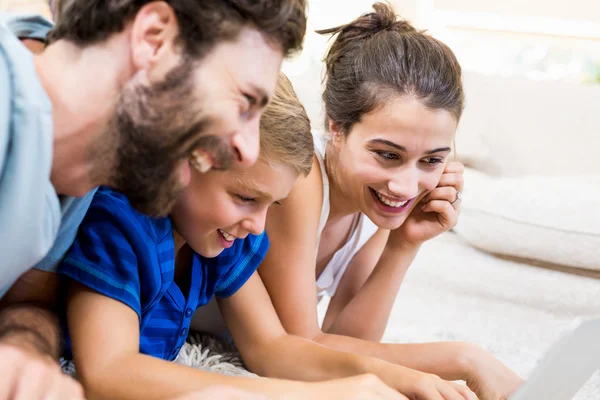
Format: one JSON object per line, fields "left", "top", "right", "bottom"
{"left": 314, "top": 139, "right": 379, "bottom": 299}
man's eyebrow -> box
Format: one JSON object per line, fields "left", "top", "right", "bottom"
{"left": 369, "top": 139, "right": 451, "bottom": 155}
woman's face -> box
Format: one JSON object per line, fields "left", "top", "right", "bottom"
{"left": 330, "top": 96, "right": 458, "bottom": 230}
{"left": 171, "top": 159, "right": 297, "bottom": 258}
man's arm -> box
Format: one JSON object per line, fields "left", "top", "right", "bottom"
{"left": 0, "top": 269, "right": 61, "bottom": 358}
{"left": 0, "top": 270, "right": 84, "bottom": 400}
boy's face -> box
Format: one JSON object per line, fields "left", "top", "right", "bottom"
{"left": 171, "top": 159, "right": 297, "bottom": 258}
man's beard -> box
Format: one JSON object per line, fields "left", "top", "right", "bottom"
{"left": 98, "top": 59, "right": 235, "bottom": 216}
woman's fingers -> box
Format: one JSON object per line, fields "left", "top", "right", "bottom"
{"left": 444, "top": 161, "right": 465, "bottom": 174}
{"left": 422, "top": 187, "right": 460, "bottom": 206}
{"left": 437, "top": 173, "right": 464, "bottom": 192}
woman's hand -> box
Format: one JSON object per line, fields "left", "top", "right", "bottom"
{"left": 461, "top": 345, "right": 524, "bottom": 400}
{"left": 390, "top": 161, "right": 464, "bottom": 248}
{"left": 383, "top": 365, "right": 476, "bottom": 400}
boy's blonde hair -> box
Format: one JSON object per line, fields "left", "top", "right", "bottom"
{"left": 259, "top": 73, "right": 314, "bottom": 177}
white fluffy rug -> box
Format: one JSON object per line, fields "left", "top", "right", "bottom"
{"left": 175, "top": 333, "right": 257, "bottom": 377}
{"left": 317, "top": 232, "right": 600, "bottom": 400}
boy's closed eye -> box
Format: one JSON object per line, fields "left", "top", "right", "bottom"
{"left": 236, "top": 194, "right": 282, "bottom": 206}
{"left": 237, "top": 195, "right": 256, "bottom": 203}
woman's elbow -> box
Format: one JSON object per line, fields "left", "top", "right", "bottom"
{"left": 326, "top": 321, "right": 385, "bottom": 343}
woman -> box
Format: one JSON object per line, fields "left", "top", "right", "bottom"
{"left": 258, "top": 4, "right": 523, "bottom": 400}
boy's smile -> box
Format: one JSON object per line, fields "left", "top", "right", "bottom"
{"left": 217, "top": 228, "right": 238, "bottom": 249}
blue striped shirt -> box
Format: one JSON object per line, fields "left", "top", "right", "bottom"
{"left": 58, "top": 187, "right": 269, "bottom": 360}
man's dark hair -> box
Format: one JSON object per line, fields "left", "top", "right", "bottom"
{"left": 48, "top": 0, "right": 307, "bottom": 58}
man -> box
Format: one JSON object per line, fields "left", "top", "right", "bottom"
{"left": 0, "top": 1, "right": 306, "bottom": 398}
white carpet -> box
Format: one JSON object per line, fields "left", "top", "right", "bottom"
{"left": 317, "top": 232, "right": 600, "bottom": 400}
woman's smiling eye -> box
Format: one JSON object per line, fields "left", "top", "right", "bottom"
{"left": 422, "top": 157, "right": 444, "bottom": 165}
{"left": 374, "top": 151, "right": 399, "bottom": 161}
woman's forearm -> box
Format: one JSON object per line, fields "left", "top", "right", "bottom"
{"left": 313, "top": 332, "right": 523, "bottom": 400}
{"left": 79, "top": 352, "right": 308, "bottom": 400}
{"left": 247, "top": 333, "right": 487, "bottom": 400}
{"left": 323, "top": 243, "right": 420, "bottom": 341}
{"left": 314, "top": 332, "right": 477, "bottom": 381}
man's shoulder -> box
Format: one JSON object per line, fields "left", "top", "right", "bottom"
{"left": 0, "top": 13, "right": 53, "bottom": 41}
{"left": 32, "top": 189, "right": 98, "bottom": 273}
{"left": 0, "top": 36, "right": 11, "bottom": 154}
{"left": 0, "top": 15, "right": 14, "bottom": 141}
{"left": 0, "top": 12, "right": 53, "bottom": 164}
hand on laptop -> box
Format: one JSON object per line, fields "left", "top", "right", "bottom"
{"left": 463, "top": 345, "right": 524, "bottom": 400}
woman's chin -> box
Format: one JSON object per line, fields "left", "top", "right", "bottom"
{"left": 363, "top": 208, "right": 407, "bottom": 230}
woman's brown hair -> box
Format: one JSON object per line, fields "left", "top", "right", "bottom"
{"left": 317, "top": 2, "right": 464, "bottom": 134}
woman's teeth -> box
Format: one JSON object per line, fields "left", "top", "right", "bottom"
{"left": 374, "top": 191, "right": 408, "bottom": 208}
{"left": 218, "top": 229, "right": 235, "bottom": 242}
{"left": 190, "top": 150, "right": 212, "bottom": 173}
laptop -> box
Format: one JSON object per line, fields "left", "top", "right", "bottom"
{"left": 510, "top": 317, "right": 600, "bottom": 400}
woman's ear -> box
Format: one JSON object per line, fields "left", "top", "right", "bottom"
{"left": 328, "top": 120, "right": 344, "bottom": 148}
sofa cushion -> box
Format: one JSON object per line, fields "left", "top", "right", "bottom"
{"left": 454, "top": 168, "right": 600, "bottom": 271}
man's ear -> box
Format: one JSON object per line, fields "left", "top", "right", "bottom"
{"left": 129, "top": 2, "right": 181, "bottom": 80}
